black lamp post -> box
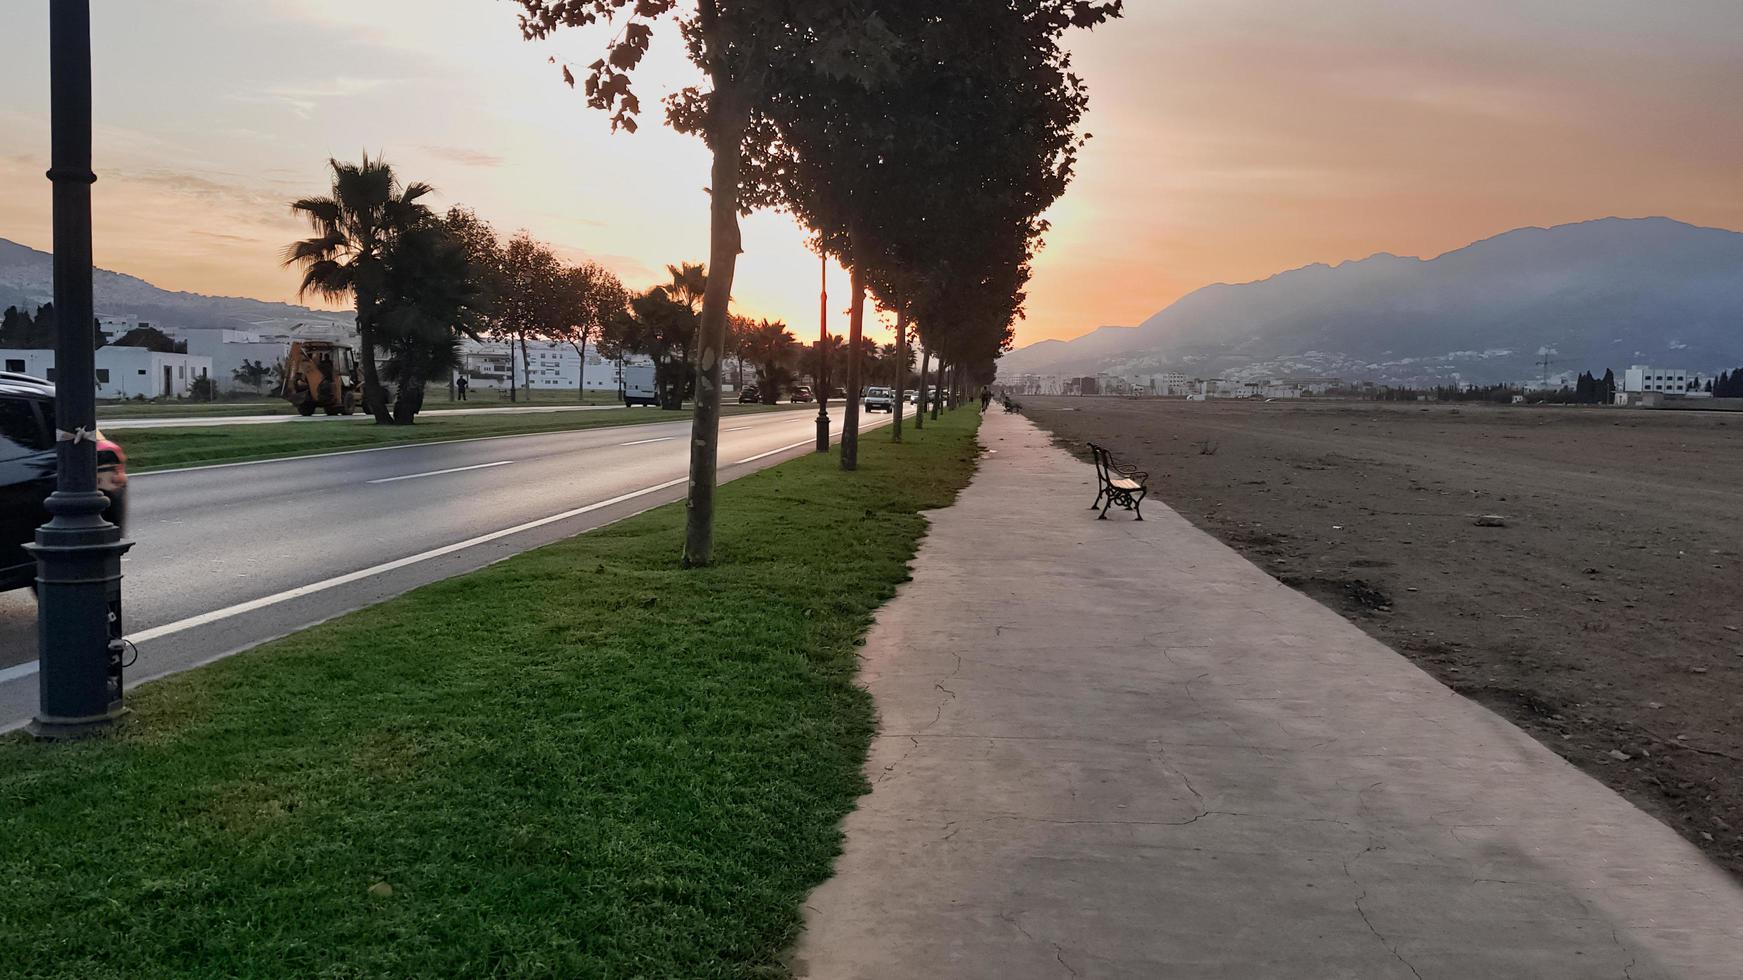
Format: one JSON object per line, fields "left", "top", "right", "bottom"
{"left": 28, "top": 0, "right": 132, "bottom": 739}
{"left": 814, "top": 253, "right": 830, "bottom": 453}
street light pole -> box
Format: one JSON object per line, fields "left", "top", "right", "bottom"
{"left": 814, "top": 253, "right": 830, "bottom": 453}
{"left": 29, "top": 0, "right": 132, "bottom": 739}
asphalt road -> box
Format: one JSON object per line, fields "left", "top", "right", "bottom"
{"left": 0, "top": 405, "right": 904, "bottom": 732}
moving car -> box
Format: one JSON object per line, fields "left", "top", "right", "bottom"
{"left": 791, "top": 385, "right": 815, "bottom": 403}
{"left": 738, "top": 385, "right": 761, "bottom": 404}
{"left": 863, "top": 386, "right": 895, "bottom": 413}
{"left": 0, "top": 373, "right": 128, "bottom": 593}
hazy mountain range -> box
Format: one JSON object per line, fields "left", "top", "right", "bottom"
{"left": 1003, "top": 217, "right": 1743, "bottom": 386}
{"left": 0, "top": 237, "right": 349, "bottom": 333}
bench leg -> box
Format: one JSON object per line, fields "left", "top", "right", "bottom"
{"left": 1090, "top": 488, "right": 1105, "bottom": 511}
{"left": 1132, "top": 488, "right": 1146, "bottom": 521}
{"left": 1099, "top": 494, "right": 1115, "bottom": 520}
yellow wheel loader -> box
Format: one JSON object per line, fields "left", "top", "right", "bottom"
{"left": 281, "top": 341, "right": 362, "bottom": 417}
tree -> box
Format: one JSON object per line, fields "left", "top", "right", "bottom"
{"left": 663, "top": 262, "right": 707, "bottom": 314}
{"left": 741, "top": 1, "right": 1121, "bottom": 456}
{"left": 112, "top": 325, "right": 184, "bottom": 353}
{"left": 509, "top": 0, "right": 910, "bottom": 565}
{"left": 232, "top": 358, "right": 272, "bottom": 393}
{"left": 22, "top": 303, "right": 58, "bottom": 349}
{"left": 807, "top": 334, "right": 847, "bottom": 396}
{"left": 613, "top": 288, "right": 699, "bottom": 410}
{"left": 725, "top": 314, "right": 754, "bottom": 390}
{"left": 492, "top": 232, "right": 564, "bottom": 403}
{"left": 552, "top": 261, "right": 628, "bottom": 402}
{"left": 742, "top": 318, "right": 796, "bottom": 403}
{"left": 376, "top": 219, "right": 488, "bottom": 423}
{"left": 285, "top": 155, "right": 433, "bottom": 424}
{"left": 0, "top": 306, "right": 31, "bottom": 348}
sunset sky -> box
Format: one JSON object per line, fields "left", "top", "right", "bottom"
{"left": 1, "top": 1, "right": 1739, "bottom": 349}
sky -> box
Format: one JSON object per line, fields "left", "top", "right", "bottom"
{"left": 1, "top": 1, "right": 1740, "bottom": 349}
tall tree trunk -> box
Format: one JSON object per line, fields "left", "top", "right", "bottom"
{"left": 915, "top": 347, "right": 929, "bottom": 430}
{"left": 573, "top": 337, "right": 588, "bottom": 401}
{"left": 392, "top": 376, "right": 425, "bottom": 425}
{"left": 841, "top": 263, "right": 865, "bottom": 471}
{"left": 892, "top": 305, "right": 907, "bottom": 443}
{"left": 682, "top": 90, "right": 749, "bottom": 568}
{"left": 355, "top": 297, "right": 392, "bottom": 425}
{"left": 931, "top": 359, "right": 943, "bottom": 421}
{"left": 519, "top": 334, "right": 532, "bottom": 403}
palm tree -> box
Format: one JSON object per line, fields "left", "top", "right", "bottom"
{"left": 284, "top": 155, "right": 434, "bottom": 424}
{"left": 376, "top": 221, "right": 486, "bottom": 424}
{"left": 743, "top": 318, "right": 796, "bottom": 404}
{"left": 662, "top": 262, "right": 707, "bottom": 313}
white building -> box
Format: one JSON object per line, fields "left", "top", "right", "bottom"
{"left": 180, "top": 330, "right": 290, "bottom": 395}
{"left": 1621, "top": 365, "right": 1698, "bottom": 396}
{"left": 1134, "top": 371, "right": 1192, "bottom": 395}
{"left": 2, "top": 347, "right": 213, "bottom": 399}
{"left": 460, "top": 340, "right": 659, "bottom": 394}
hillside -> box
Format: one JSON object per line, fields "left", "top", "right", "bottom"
{"left": 0, "top": 237, "right": 349, "bottom": 333}
{"left": 1004, "top": 217, "right": 1743, "bottom": 385}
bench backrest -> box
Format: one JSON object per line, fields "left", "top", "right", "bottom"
{"left": 1088, "top": 443, "right": 1112, "bottom": 485}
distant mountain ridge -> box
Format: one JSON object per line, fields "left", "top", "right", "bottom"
{"left": 0, "top": 237, "right": 349, "bottom": 333}
{"left": 1003, "top": 217, "right": 1743, "bottom": 386}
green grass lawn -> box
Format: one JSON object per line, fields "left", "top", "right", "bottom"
{"left": 121, "top": 403, "right": 797, "bottom": 472}
{"left": 0, "top": 408, "right": 983, "bottom": 978}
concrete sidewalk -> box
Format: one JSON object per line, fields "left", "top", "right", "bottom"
{"left": 790, "top": 411, "right": 1743, "bottom": 979}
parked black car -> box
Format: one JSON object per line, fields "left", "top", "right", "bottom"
{"left": 0, "top": 373, "right": 129, "bottom": 593}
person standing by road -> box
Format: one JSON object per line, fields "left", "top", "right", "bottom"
{"left": 980, "top": 387, "right": 992, "bottom": 413}
{"left": 456, "top": 374, "right": 469, "bottom": 401}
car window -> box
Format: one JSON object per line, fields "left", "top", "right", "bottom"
{"left": 0, "top": 396, "right": 51, "bottom": 461}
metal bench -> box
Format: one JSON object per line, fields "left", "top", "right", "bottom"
{"left": 1002, "top": 395, "right": 1022, "bottom": 413}
{"left": 1088, "top": 443, "right": 1148, "bottom": 520}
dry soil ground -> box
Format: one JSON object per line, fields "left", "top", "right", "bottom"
{"left": 1020, "top": 395, "right": 1743, "bottom": 877}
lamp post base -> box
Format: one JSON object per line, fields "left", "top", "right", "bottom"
{"left": 27, "top": 705, "right": 128, "bottom": 740}
{"left": 815, "top": 409, "right": 830, "bottom": 453}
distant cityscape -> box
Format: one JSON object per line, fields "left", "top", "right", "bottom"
{"left": 0, "top": 308, "right": 657, "bottom": 400}
{"left": 1000, "top": 364, "right": 1731, "bottom": 407}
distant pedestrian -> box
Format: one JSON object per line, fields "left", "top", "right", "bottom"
{"left": 456, "top": 374, "right": 469, "bottom": 401}
{"left": 980, "top": 388, "right": 992, "bottom": 413}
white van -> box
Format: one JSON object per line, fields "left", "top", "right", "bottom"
{"left": 622, "top": 363, "right": 659, "bottom": 407}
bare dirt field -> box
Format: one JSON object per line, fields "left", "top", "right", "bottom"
{"left": 1019, "top": 395, "right": 1743, "bottom": 876}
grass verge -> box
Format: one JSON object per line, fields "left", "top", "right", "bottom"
{"left": 0, "top": 407, "right": 984, "bottom": 978}
{"left": 121, "top": 403, "right": 795, "bottom": 472}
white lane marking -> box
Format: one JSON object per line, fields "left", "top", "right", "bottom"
{"left": 0, "top": 661, "right": 37, "bottom": 684}
{"left": 735, "top": 438, "right": 815, "bottom": 465}
{"left": 620, "top": 436, "right": 676, "bottom": 447}
{"left": 727, "top": 412, "right": 890, "bottom": 466}
{"left": 366, "top": 460, "right": 514, "bottom": 485}
{"left": 725, "top": 426, "right": 753, "bottom": 432}
{"left": 114, "top": 475, "right": 690, "bottom": 647}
